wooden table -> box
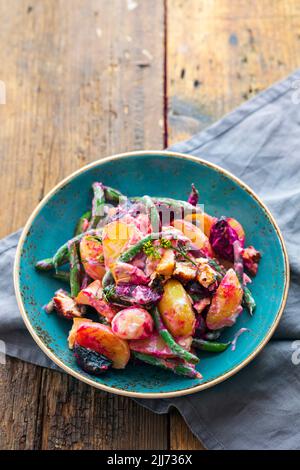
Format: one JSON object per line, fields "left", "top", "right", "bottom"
{"left": 0, "top": 0, "right": 298, "bottom": 450}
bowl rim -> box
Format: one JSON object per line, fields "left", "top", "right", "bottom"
{"left": 14, "top": 150, "right": 290, "bottom": 398}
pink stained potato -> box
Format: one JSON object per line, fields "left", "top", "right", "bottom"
{"left": 158, "top": 279, "right": 195, "bottom": 337}
{"left": 79, "top": 235, "right": 106, "bottom": 281}
{"left": 129, "top": 331, "right": 192, "bottom": 358}
{"left": 111, "top": 261, "right": 149, "bottom": 285}
{"left": 206, "top": 268, "right": 243, "bottom": 330}
{"left": 102, "top": 220, "right": 143, "bottom": 269}
{"left": 75, "top": 322, "right": 130, "bottom": 369}
{"left": 227, "top": 217, "right": 245, "bottom": 246}
{"left": 111, "top": 308, "right": 154, "bottom": 340}
{"left": 172, "top": 219, "right": 213, "bottom": 257}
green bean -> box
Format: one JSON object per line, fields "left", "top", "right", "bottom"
{"left": 74, "top": 210, "right": 91, "bottom": 236}
{"left": 52, "top": 271, "right": 70, "bottom": 283}
{"left": 119, "top": 230, "right": 175, "bottom": 263}
{"left": 68, "top": 242, "right": 81, "bottom": 297}
{"left": 90, "top": 182, "right": 105, "bottom": 228}
{"left": 103, "top": 230, "right": 183, "bottom": 288}
{"left": 35, "top": 258, "right": 57, "bottom": 271}
{"left": 192, "top": 338, "right": 230, "bottom": 353}
{"left": 233, "top": 240, "right": 244, "bottom": 284}
{"left": 207, "top": 258, "right": 226, "bottom": 278}
{"left": 141, "top": 195, "right": 160, "bottom": 231}
{"left": 102, "top": 270, "right": 115, "bottom": 289}
{"left": 151, "top": 307, "right": 199, "bottom": 364}
{"left": 243, "top": 286, "right": 256, "bottom": 315}
{"left": 132, "top": 352, "right": 202, "bottom": 379}
{"left": 233, "top": 240, "right": 256, "bottom": 316}
{"left": 104, "top": 185, "right": 127, "bottom": 204}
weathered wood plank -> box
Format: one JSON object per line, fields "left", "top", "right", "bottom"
{"left": 169, "top": 409, "right": 205, "bottom": 450}
{"left": 0, "top": 0, "right": 166, "bottom": 450}
{"left": 0, "top": 358, "right": 43, "bottom": 449}
{"left": 167, "top": 0, "right": 300, "bottom": 448}
{"left": 167, "top": 0, "right": 300, "bottom": 144}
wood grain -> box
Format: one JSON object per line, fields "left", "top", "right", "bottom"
{"left": 167, "top": 0, "right": 300, "bottom": 449}
{"left": 167, "top": 0, "right": 300, "bottom": 144}
{"left": 0, "top": 0, "right": 167, "bottom": 450}
{"left": 1, "top": 0, "right": 300, "bottom": 450}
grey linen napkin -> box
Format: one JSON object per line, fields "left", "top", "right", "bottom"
{"left": 1, "top": 70, "right": 300, "bottom": 449}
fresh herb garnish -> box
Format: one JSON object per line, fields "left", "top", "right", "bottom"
{"left": 142, "top": 240, "right": 161, "bottom": 259}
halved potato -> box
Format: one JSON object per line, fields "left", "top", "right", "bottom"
{"left": 102, "top": 221, "right": 142, "bottom": 269}
{"left": 158, "top": 279, "right": 195, "bottom": 337}
{"left": 156, "top": 249, "right": 175, "bottom": 276}
{"left": 185, "top": 212, "right": 217, "bottom": 237}
{"left": 75, "top": 322, "right": 130, "bottom": 369}
{"left": 172, "top": 219, "right": 213, "bottom": 256}
{"left": 206, "top": 268, "right": 243, "bottom": 330}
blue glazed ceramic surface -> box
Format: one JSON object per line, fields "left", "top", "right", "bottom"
{"left": 14, "top": 151, "right": 289, "bottom": 398}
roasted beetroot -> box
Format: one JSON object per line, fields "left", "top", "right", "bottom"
{"left": 73, "top": 344, "right": 112, "bottom": 375}
{"left": 209, "top": 217, "right": 240, "bottom": 261}
{"left": 194, "top": 314, "right": 207, "bottom": 338}
{"left": 104, "top": 283, "right": 162, "bottom": 307}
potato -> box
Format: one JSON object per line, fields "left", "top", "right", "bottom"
{"left": 53, "top": 290, "right": 83, "bottom": 320}
{"left": 173, "top": 262, "right": 197, "bottom": 282}
{"left": 80, "top": 235, "right": 106, "bottom": 281}
{"left": 156, "top": 249, "right": 175, "bottom": 276}
{"left": 111, "top": 307, "right": 154, "bottom": 340}
{"left": 172, "top": 219, "right": 213, "bottom": 256}
{"left": 68, "top": 318, "right": 93, "bottom": 349}
{"left": 102, "top": 221, "right": 142, "bottom": 269}
{"left": 75, "top": 280, "right": 117, "bottom": 322}
{"left": 185, "top": 212, "right": 217, "bottom": 238}
{"left": 158, "top": 279, "right": 195, "bottom": 337}
{"left": 206, "top": 268, "right": 243, "bottom": 330}
{"left": 129, "top": 331, "right": 175, "bottom": 358}
{"left": 75, "top": 322, "right": 130, "bottom": 369}
{"left": 111, "top": 261, "right": 149, "bottom": 285}
{"left": 227, "top": 217, "right": 245, "bottom": 245}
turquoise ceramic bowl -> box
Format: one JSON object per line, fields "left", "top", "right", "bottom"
{"left": 14, "top": 151, "right": 289, "bottom": 398}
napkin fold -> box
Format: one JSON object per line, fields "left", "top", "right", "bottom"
{"left": 1, "top": 70, "right": 300, "bottom": 449}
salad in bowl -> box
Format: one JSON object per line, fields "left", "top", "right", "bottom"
{"left": 35, "top": 181, "right": 261, "bottom": 380}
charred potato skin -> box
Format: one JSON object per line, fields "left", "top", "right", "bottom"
{"left": 73, "top": 344, "right": 112, "bottom": 375}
